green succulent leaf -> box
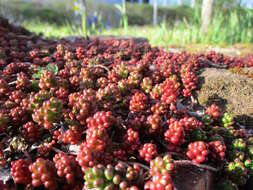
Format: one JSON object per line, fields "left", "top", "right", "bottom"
{"left": 46, "top": 63, "right": 58, "bottom": 75}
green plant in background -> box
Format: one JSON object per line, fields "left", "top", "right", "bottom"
{"left": 3, "top": 0, "right": 253, "bottom": 47}
{"left": 73, "top": 0, "right": 104, "bottom": 36}
{"left": 74, "top": 0, "right": 87, "bottom": 37}
{"left": 81, "top": 9, "right": 87, "bottom": 37}
{"left": 115, "top": 0, "right": 128, "bottom": 31}
{"left": 90, "top": 12, "right": 103, "bottom": 35}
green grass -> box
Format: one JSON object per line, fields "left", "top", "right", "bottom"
{"left": 22, "top": 10, "right": 253, "bottom": 48}
{"left": 23, "top": 21, "right": 74, "bottom": 38}
{"left": 1, "top": 0, "right": 253, "bottom": 48}
{"left": 103, "top": 8, "right": 253, "bottom": 46}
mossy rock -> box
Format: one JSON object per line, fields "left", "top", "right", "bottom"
{"left": 196, "top": 68, "right": 253, "bottom": 127}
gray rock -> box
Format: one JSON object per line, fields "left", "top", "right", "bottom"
{"left": 173, "top": 165, "right": 214, "bottom": 190}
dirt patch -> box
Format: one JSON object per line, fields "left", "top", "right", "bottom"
{"left": 196, "top": 68, "right": 253, "bottom": 127}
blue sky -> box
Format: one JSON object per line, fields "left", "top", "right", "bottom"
{"left": 149, "top": 0, "right": 253, "bottom": 7}
{"left": 242, "top": 0, "right": 253, "bottom": 8}
{"left": 101, "top": 0, "right": 253, "bottom": 8}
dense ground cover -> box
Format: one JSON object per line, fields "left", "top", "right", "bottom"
{"left": 0, "top": 16, "right": 253, "bottom": 190}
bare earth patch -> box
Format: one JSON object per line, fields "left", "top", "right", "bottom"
{"left": 197, "top": 68, "right": 253, "bottom": 127}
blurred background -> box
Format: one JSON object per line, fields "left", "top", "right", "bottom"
{"left": 1, "top": 0, "right": 253, "bottom": 52}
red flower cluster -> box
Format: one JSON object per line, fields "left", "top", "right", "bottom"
{"left": 130, "top": 92, "right": 148, "bottom": 113}
{"left": 164, "top": 120, "right": 185, "bottom": 145}
{"left": 186, "top": 141, "right": 209, "bottom": 164}
{"left": 208, "top": 141, "right": 226, "bottom": 160}
{"left": 53, "top": 152, "right": 82, "bottom": 184}
{"left": 139, "top": 143, "right": 158, "bottom": 162}
{"left": 206, "top": 104, "right": 220, "bottom": 119}
{"left": 29, "top": 158, "right": 58, "bottom": 190}
{"left": 11, "top": 159, "right": 31, "bottom": 185}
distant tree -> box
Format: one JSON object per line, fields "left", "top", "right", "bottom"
{"left": 153, "top": 0, "right": 158, "bottom": 26}
{"left": 180, "top": 0, "right": 184, "bottom": 5}
{"left": 238, "top": 0, "right": 243, "bottom": 7}
{"left": 201, "top": 0, "right": 214, "bottom": 34}
{"left": 214, "top": 0, "right": 242, "bottom": 8}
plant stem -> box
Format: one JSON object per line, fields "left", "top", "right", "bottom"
{"left": 88, "top": 64, "right": 110, "bottom": 72}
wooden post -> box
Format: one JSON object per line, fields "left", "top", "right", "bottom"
{"left": 153, "top": 0, "right": 158, "bottom": 26}
{"left": 191, "top": 0, "right": 195, "bottom": 8}
{"left": 201, "top": 0, "right": 214, "bottom": 34}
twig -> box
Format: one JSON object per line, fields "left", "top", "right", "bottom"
{"left": 88, "top": 64, "right": 110, "bottom": 72}
{"left": 51, "top": 147, "right": 62, "bottom": 153}
{"left": 120, "top": 123, "right": 127, "bottom": 130}
{"left": 190, "top": 95, "right": 198, "bottom": 104}
{"left": 66, "top": 144, "right": 80, "bottom": 155}
{"left": 52, "top": 146, "right": 79, "bottom": 156}
{"left": 52, "top": 147, "right": 77, "bottom": 155}
{"left": 198, "top": 58, "right": 228, "bottom": 69}
{"left": 68, "top": 151, "right": 79, "bottom": 155}
{"left": 235, "top": 122, "right": 253, "bottom": 135}
{"left": 126, "top": 162, "right": 150, "bottom": 171}
{"left": 8, "top": 81, "right": 17, "bottom": 85}
{"left": 0, "top": 133, "right": 9, "bottom": 139}
{"left": 188, "top": 110, "right": 204, "bottom": 119}
{"left": 177, "top": 101, "right": 204, "bottom": 118}
{"left": 174, "top": 160, "right": 218, "bottom": 172}
{"left": 8, "top": 79, "right": 34, "bottom": 86}
{"left": 235, "top": 122, "right": 246, "bottom": 130}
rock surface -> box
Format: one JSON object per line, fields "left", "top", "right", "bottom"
{"left": 196, "top": 68, "right": 253, "bottom": 127}
{"left": 173, "top": 165, "right": 214, "bottom": 190}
